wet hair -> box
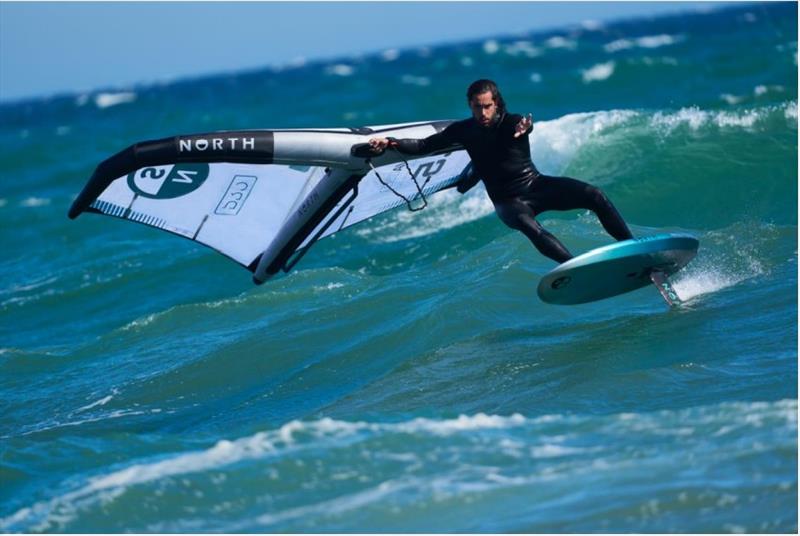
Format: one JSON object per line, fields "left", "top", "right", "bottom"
{"left": 466, "top": 79, "right": 506, "bottom": 114}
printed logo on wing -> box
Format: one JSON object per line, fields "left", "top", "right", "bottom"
{"left": 127, "top": 164, "right": 210, "bottom": 199}
{"left": 216, "top": 175, "right": 257, "bottom": 215}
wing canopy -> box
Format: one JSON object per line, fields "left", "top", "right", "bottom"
{"left": 68, "top": 123, "right": 473, "bottom": 281}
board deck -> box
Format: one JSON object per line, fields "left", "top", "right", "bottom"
{"left": 537, "top": 234, "right": 699, "bottom": 305}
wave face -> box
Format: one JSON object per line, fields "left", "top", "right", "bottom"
{"left": 0, "top": 3, "right": 796, "bottom": 532}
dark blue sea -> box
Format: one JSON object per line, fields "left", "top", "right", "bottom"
{"left": 1, "top": 2, "right": 797, "bottom": 532}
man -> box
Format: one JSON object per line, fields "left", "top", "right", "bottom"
{"left": 368, "top": 79, "right": 633, "bottom": 264}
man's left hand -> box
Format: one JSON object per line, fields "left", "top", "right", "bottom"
{"left": 513, "top": 113, "right": 533, "bottom": 138}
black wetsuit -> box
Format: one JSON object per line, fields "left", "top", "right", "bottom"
{"left": 392, "top": 112, "right": 633, "bottom": 263}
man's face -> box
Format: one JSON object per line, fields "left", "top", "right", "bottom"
{"left": 469, "top": 90, "right": 498, "bottom": 127}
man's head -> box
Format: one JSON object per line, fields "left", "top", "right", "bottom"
{"left": 467, "top": 79, "right": 506, "bottom": 127}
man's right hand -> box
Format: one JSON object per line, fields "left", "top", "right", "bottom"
{"left": 368, "top": 137, "right": 398, "bottom": 153}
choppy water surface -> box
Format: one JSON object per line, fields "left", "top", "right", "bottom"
{"left": 0, "top": 3, "right": 796, "bottom": 532}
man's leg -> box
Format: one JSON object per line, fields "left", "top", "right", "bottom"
{"left": 495, "top": 200, "right": 573, "bottom": 263}
{"left": 533, "top": 176, "right": 633, "bottom": 242}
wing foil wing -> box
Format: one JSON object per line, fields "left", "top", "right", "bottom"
{"left": 69, "top": 121, "right": 473, "bottom": 280}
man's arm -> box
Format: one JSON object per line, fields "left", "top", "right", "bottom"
{"left": 369, "top": 125, "right": 460, "bottom": 156}
{"left": 455, "top": 163, "right": 481, "bottom": 194}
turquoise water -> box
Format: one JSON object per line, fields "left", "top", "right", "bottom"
{"left": 1, "top": 3, "right": 797, "bottom": 532}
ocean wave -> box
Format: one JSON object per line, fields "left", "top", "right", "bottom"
{"left": 503, "top": 41, "right": 543, "bottom": 58}
{"left": 381, "top": 49, "right": 400, "bottom": 62}
{"left": 93, "top": 92, "right": 137, "bottom": 109}
{"left": 530, "top": 109, "right": 638, "bottom": 173}
{"left": 355, "top": 188, "right": 494, "bottom": 244}
{"left": 0, "top": 275, "right": 59, "bottom": 297}
{"left": 650, "top": 101, "right": 796, "bottom": 132}
{"left": 604, "top": 34, "right": 685, "bottom": 53}
{"left": 4, "top": 400, "right": 794, "bottom": 532}
{"left": 20, "top": 197, "right": 51, "bottom": 208}
{"left": 482, "top": 39, "right": 500, "bottom": 55}
{"left": 400, "top": 75, "right": 431, "bottom": 87}
{"left": 325, "top": 64, "right": 355, "bottom": 77}
{"left": 581, "top": 61, "right": 616, "bottom": 83}
{"left": 544, "top": 36, "right": 577, "bottom": 50}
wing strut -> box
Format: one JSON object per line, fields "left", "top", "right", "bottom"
{"left": 282, "top": 185, "right": 359, "bottom": 273}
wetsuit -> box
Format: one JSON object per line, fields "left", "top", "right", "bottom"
{"left": 391, "top": 112, "right": 633, "bottom": 263}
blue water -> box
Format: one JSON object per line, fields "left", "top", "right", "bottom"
{"left": 1, "top": 3, "right": 797, "bottom": 532}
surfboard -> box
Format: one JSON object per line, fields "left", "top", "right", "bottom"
{"left": 537, "top": 233, "right": 699, "bottom": 306}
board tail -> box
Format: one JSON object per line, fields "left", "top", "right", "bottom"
{"left": 649, "top": 271, "right": 682, "bottom": 307}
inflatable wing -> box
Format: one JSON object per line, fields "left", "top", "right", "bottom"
{"left": 67, "top": 121, "right": 473, "bottom": 284}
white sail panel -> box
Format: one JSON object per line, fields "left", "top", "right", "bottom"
{"left": 300, "top": 150, "right": 472, "bottom": 248}
{"left": 90, "top": 163, "right": 325, "bottom": 266}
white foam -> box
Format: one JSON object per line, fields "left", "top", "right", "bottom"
{"left": 503, "top": 40, "right": 542, "bottom": 58}
{"left": 545, "top": 36, "right": 577, "bottom": 50}
{"left": 604, "top": 39, "right": 635, "bottom": 53}
{"left": 380, "top": 48, "right": 399, "bottom": 62}
{"left": 637, "top": 34, "right": 683, "bottom": 48}
{"left": 482, "top": 39, "right": 500, "bottom": 54}
{"left": 15, "top": 408, "right": 154, "bottom": 439}
{"left": 605, "top": 34, "right": 683, "bottom": 53}
{"left": 581, "top": 61, "right": 615, "bottom": 83}
{"left": 256, "top": 478, "right": 413, "bottom": 527}
{"left": 325, "top": 64, "right": 354, "bottom": 77}
{"left": 715, "top": 109, "right": 762, "bottom": 128}
{"left": 94, "top": 92, "right": 136, "bottom": 109}
{"left": 673, "top": 270, "right": 743, "bottom": 301}
{"left": 89, "top": 431, "right": 278, "bottom": 493}
{"left": 394, "top": 413, "right": 526, "bottom": 435}
{"left": 720, "top": 93, "right": 745, "bottom": 105}
{"left": 650, "top": 106, "right": 779, "bottom": 132}
{"left": 754, "top": 84, "right": 785, "bottom": 97}
{"left": 672, "top": 239, "right": 767, "bottom": 302}
{"left": 581, "top": 19, "right": 604, "bottom": 31}
{"left": 313, "top": 282, "right": 345, "bottom": 293}
{"left": 529, "top": 444, "right": 587, "bottom": 458}
{"left": 20, "top": 197, "right": 51, "bottom": 208}
{"left": 76, "top": 393, "right": 116, "bottom": 413}
{"left": 785, "top": 101, "right": 798, "bottom": 120}
{"left": 400, "top": 74, "right": 431, "bottom": 87}
{"left": 0, "top": 275, "right": 58, "bottom": 296}
{"left": 120, "top": 312, "right": 159, "bottom": 332}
